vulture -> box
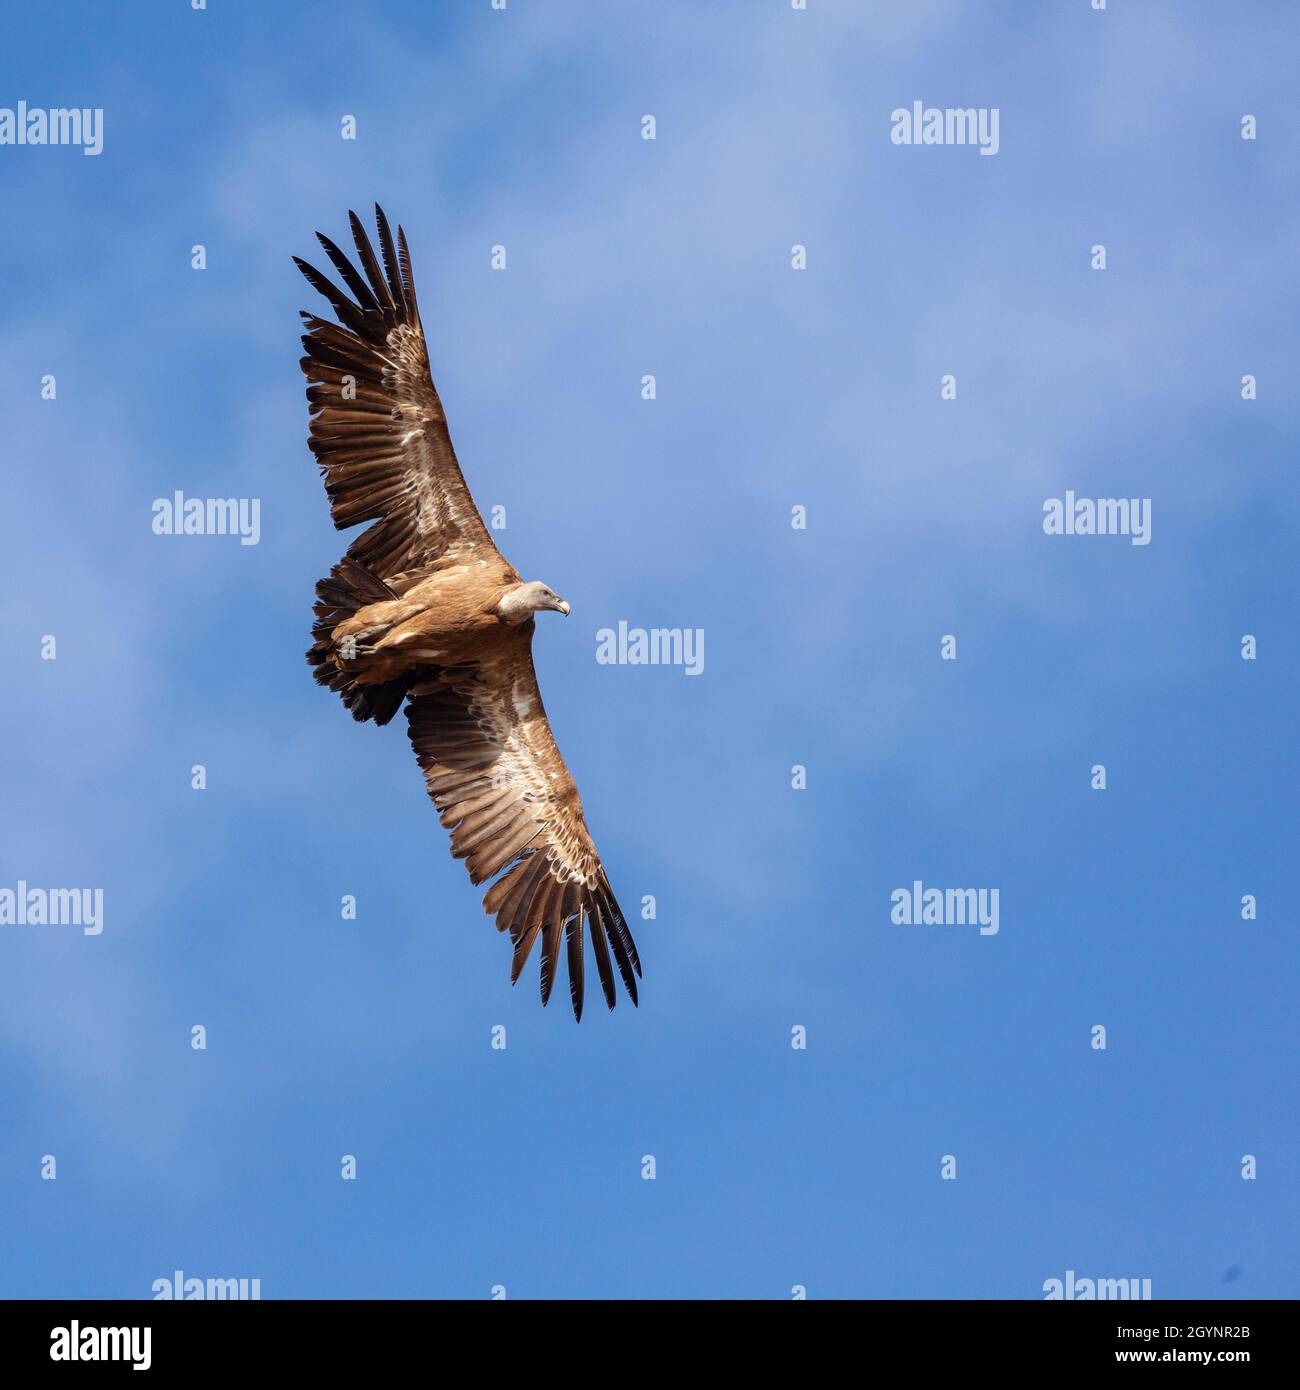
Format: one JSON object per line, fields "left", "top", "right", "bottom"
{"left": 294, "top": 206, "right": 640, "bottom": 1020}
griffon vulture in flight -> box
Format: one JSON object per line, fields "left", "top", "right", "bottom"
{"left": 294, "top": 206, "right": 640, "bottom": 1020}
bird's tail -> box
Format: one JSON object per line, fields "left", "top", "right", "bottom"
{"left": 307, "top": 558, "right": 412, "bottom": 726}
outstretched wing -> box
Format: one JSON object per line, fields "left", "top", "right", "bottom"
{"left": 295, "top": 205, "right": 498, "bottom": 581}
{"left": 405, "top": 626, "right": 640, "bottom": 1020}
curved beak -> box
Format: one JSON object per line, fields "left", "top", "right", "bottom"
{"left": 556, "top": 600, "right": 571, "bottom": 616}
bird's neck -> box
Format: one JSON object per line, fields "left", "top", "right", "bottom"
{"left": 495, "top": 583, "right": 537, "bottom": 625}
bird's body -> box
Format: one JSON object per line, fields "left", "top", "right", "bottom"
{"left": 295, "top": 207, "right": 640, "bottom": 1019}
{"left": 331, "top": 556, "right": 522, "bottom": 677}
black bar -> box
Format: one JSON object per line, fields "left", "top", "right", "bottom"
{"left": 0, "top": 1298, "right": 1288, "bottom": 1374}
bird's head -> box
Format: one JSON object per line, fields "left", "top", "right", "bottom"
{"left": 498, "top": 580, "right": 571, "bottom": 623}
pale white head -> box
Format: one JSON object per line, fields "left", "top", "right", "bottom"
{"left": 497, "top": 579, "right": 571, "bottom": 624}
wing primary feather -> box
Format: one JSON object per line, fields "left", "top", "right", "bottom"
{"left": 540, "top": 880, "right": 577, "bottom": 1008}
{"left": 586, "top": 894, "right": 618, "bottom": 1011}
{"left": 347, "top": 209, "right": 396, "bottom": 317}
{"left": 314, "top": 232, "right": 381, "bottom": 315}
{"left": 600, "top": 880, "right": 642, "bottom": 977}
{"left": 514, "top": 872, "right": 558, "bottom": 985}
{"left": 292, "top": 257, "right": 369, "bottom": 336}
{"left": 396, "top": 224, "right": 422, "bottom": 330}
{"left": 565, "top": 902, "right": 586, "bottom": 1021}
{"left": 597, "top": 885, "right": 639, "bottom": 1005}
{"left": 373, "top": 204, "right": 409, "bottom": 319}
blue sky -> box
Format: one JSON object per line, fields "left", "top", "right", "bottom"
{"left": 1, "top": 0, "right": 1297, "bottom": 1299}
